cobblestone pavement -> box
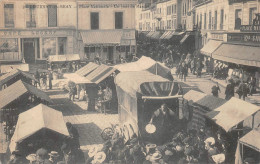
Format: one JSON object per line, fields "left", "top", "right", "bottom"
{"left": 46, "top": 89, "right": 119, "bottom": 151}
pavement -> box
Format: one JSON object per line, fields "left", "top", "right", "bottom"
{"left": 171, "top": 67, "right": 260, "bottom": 106}
{"left": 46, "top": 89, "right": 119, "bottom": 152}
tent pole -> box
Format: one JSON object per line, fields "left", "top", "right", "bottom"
{"left": 252, "top": 113, "right": 256, "bottom": 128}
{"left": 241, "top": 143, "right": 243, "bottom": 162}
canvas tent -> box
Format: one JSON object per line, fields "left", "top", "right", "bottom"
{"left": 0, "top": 69, "right": 37, "bottom": 90}
{"left": 114, "top": 56, "right": 173, "bottom": 80}
{"left": 0, "top": 80, "right": 52, "bottom": 109}
{"left": 114, "top": 71, "right": 182, "bottom": 139}
{"left": 63, "top": 73, "right": 93, "bottom": 84}
{"left": 9, "top": 104, "right": 69, "bottom": 153}
{"left": 183, "top": 90, "right": 227, "bottom": 130}
{"left": 75, "top": 62, "right": 99, "bottom": 77}
{"left": 205, "top": 97, "right": 259, "bottom": 132}
{"left": 239, "top": 128, "right": 260, "bottom": 152}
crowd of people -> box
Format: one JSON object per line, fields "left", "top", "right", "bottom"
{"left": 34, "top": 69, "right": 53, "bottom": 90}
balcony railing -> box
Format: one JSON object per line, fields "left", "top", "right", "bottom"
{"left": 26, "top": 21, "right": 36, "bottom": 28}
{"left": 5, "top": 21, "right": 14, "bottom": 28}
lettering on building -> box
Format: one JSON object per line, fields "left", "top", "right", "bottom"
{"left": 227, "top": 33, "right": 260, "bottom": 44}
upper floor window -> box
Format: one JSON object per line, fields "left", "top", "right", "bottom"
{"left": 214, "top": 10, "right": 218, "bottom": 30}
{"left": 235, "top": 9, "right": 242, "bottom": 30}
{"left": 249, "top": 7, "right": 257, "bottom": 25}
{"left": 208, "top": 11, "right": 212, "bottom": 29}
{"left": 4, "top": 4, "right": 14, "bottom": 28}
{"left": 91, "top": 12, "right": 99, "bottom": 29}
{"left": 220, "top": 9, "right": 224, "bottom": 30}
{"left": 204, "top": 13, "right": 207, "bottom": 29}
{"left": 200, "top": 14, "right": 202, "bottom": 29}
{"left": 115, "top": 12, "right": 123, "bottom": 29}
{"left": 167, "top": 6, "right": 171, "bottom": 15}
{"left": 48, "top": 5, "right": 57, "bottom": 27}
{"left": 26, "top": 5, "right": 36, "bottom": 28}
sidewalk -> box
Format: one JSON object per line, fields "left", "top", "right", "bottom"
{"left": 171, "top": 67, "right": 260, "bottom": 106}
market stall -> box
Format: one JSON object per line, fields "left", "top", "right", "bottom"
{"left": 237, "top": 127, "right": 260, "bottom": 163}
{"left": 9, "top": 104, "right": 69, "bottom": 155}
{"left": 75, "top": 62, "right": 99, "bottom": 77}
{"left": 183, "top": 90, "right": 227, "bottom": 130}
{"left": 0, "top": 69, "right": 37, "bottom": 90}
{"left": 114, "top": 71, "right": 182, "bottom": 144}
{"left": 114, "top": 56, "right": 173, "bottom": 81}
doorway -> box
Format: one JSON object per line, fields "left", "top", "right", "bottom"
{"left": 108, "top": 46, "right": 113, "bottom": 63}
{"left": 22, "top": 38, "right": 39, "bottom": 63}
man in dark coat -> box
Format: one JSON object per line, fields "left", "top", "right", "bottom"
{"left": 225, "top": 82, "right": 235, "bottom": 100}
{"left": 211, "top": 83, "right": 221, "bottom": 97}
{"left": 66, "top": 122, "right": 80, "bottom": 149}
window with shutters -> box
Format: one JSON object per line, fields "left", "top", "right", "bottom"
{"left": 48, "top": 5, "right": 57, "bottom": 27}
{"left": 26, "top": 5, "right": 36, "bottom": 28}
{"left": 220, "top": 9, "right": 224, "bottom": 30}
{"left": 208, "top": 11, "right": 212, "bottom": 29}
{"left": 214, "top": 10, "right": 218, "bottom": 30}
{"left": 4, "top": 4, "right": 14, "bottom": 28}
{"left": 204, "top": 13, "right": 207, "bottom": 29}
{"left": 91, "top": 12, "right": 99, "bottom": 29}
{"left": 249, "top": 7, "right": 257, "bottom": 25}
{"left": 115, "top": 12, "right": 123, "bottom": 29}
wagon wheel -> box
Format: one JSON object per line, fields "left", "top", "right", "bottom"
{"left": 101, "top": 127, "right": 114, "bottom": 141}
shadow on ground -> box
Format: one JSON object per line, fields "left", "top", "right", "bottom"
{"left": 73, "top": 123, "right": 104, "bottom": 146}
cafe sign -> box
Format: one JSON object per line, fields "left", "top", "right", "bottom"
{"left": 240, "top": 13, "right": 260, "bottom": 32}
{"left": 227, "top": 33, "right": 260, "bottom": 44}
{"left": 0, "top": 29, "right": 73, "bottom": 37}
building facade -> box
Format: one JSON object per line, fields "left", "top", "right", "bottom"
{"left": 0, "top": 0, "right": 137, "bottom": 64}
{"left": 77, "top": 0, "right": 137, "bottom": 64}
{"left": 0, "top": 0, "right": 78, "bottom": 64}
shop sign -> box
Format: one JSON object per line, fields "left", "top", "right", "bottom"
{"left": 240, "top": 14, "right": 260, "bottom": 32}
{"left": 0, "top": 30, "right": 73, "bottom": 37}
{"left": 211, "top": 33, "right": 224, "bottom": 40}
{"left": 227, "top": 33, "right": 260, "bottom": 44}
{"left": 229, "top": 0, "right": 255, "bottom": 4}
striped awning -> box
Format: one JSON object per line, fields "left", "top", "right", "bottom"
{"left": 0, "top": 80, "right": 53, "bottom": 109}
{"left": 76, "top": 62, "right": 99, "bottom": 77}
{"left": 160, "top": 31, "right": 172, "bottom": 39}
{"left": 85, "top": 64, "right": 117, "bottom": 84}
{"left": 150, "top": 31, "right": 162, "bottom": 39}
{"left": 81, "top": 30, "right": 123, "bottom": 46}
{"left": 164, "top": 31, "right": 185, "bottom": 40}
{"left": 146, "top": 31, "right": 155, "bottom": 37}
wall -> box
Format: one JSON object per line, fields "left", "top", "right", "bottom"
{"left": 78, "top": 0, "right": 136, "bottom": 30}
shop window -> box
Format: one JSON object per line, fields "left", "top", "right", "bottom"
{"left": 48, "top": 5, "right": 57, "bottom": 27}
{"left": 235, "top": 9, "right": 242, "bottom": 30}
{"left": 4, "top": 4, "right": 14, "bottom": 28}
{"left": 26, "top": 5, "right": 36, "bottom": 28}
{"left": 120, "top": 46, "right": 125, "bottom": 52}
{"left": 0, "top": 39, "right": 19, "bottom": 60}
{"left": 249, "top": 7, "right": 257, "bottom": 25}
{"left": 42, "top": 38, "right": 56, "bottom": 59}
{"left": 116, "top": 46, "right": 120, "bottom": 52}
{"left": 220, "top": 9, "right": 224, "bottom": 30}
{"left": 126, "top": 46, "right": 130, "bottom": 52}
{"left": 90, "top": 47, "right": 95, "bottom": 53}
{"left": 91, "top": 12, "right": 99, "bottom": 30}
{"left": 103, "top": 47, "right": 108, "bottom": 52}
{"left": 84, "top": 47, "right": 90, "bottom": 59}
{"left": 115, "top": 12, "right": 123, "bottom": 29}
{"left": 58, "top": 37, "right": 67, "bottom": 55}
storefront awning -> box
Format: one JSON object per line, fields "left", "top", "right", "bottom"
{"left": 76, "top": 62, "right": 99, "bottom": 77}
{"left": 9, "top": 104, "right": 69, "bottom": 153}
{"left": 85, "top": 64, "right": 117, "bottom": 84}
{"left": 146, "top": 31, "right": 155, "bottom": 38}
{"left": 0, "top": 80, "right": 53, "bottom": 109}
{"left": 81, "top": 30, "right": 123, "bottom": 46}
{"left": 200, "top": 40, "right": 223, "bottom": 57}
{"left": 180, "top": 34, "right": 192, "bottom": 44}
{"left": 150, "top": 31, "right": 162, "bottom": 39}
{"left": 205, "top": 97, "right": 260, "bottom": 132}
{"left": 160, "top": 31, "right": 171, "bottom": 39}
{"left": 163, "top": 31, "right": 185, "bottom": 40}
{"left": 48, "top": 54, "right": 80, "bottom": 62}
{"left": 212, "top": 43, "right": 260, "bottom": 67}
{"left": 239, "top": 128, "right": 260, "bottom": 152}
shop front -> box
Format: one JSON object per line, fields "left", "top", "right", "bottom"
{"left": 80, "top": 29, "right": 136, "bottom": 64}
{"left": 0, "top": 28, "right": 77, "bottom": 64}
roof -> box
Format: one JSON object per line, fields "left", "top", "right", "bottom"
{"left": 115, "top": 71, "right": 179, "bottom": 98}
{"left": 212, "top": 43, "right": 260, "bottom": 67}
{"left": 114, "top": 56, "right": 172, "bottom": 80}
{"left": 200, "top": 40, "right": 223, "bottom": 57}
{"left": 239, "top": 128, "right": 260, "bottom": 152}
{"left": 85, "top": 64, "right": 117, "bottom": 84}
{"left": 9, "top": 104, "right": 69, "bottom": 152}
{"left": 184, "top": 90, "right": 226, "bottom": 112}
{"left": 48, "top": 54, "right": 80, "bottom": 62}
{"left": 81, "top": 30, "right": 123, "bottom": 45}
{"left": 64, "top": 73, "right": 93, "bottom": 84}
{"left": 0, "top": 80, "right": 52, "bottom": 109}
{"left": 205, "top": 97, "right": 260, "bottom": 132}
{"left": 76, "top": 62, "right": 99, "bottom": 76}
{"left": 0, "top": 69, "right": 37, "bottom": 86}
